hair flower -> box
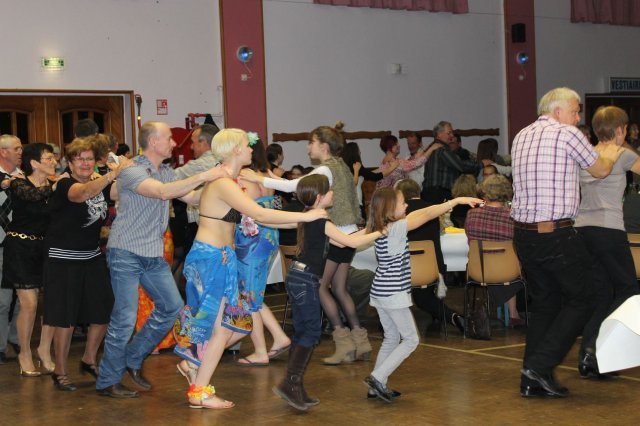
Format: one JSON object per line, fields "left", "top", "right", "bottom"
{"left": 247, "top": 132, "right": 260, "bottom": 147}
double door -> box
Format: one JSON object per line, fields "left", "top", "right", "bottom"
{"left": 0, "top": 92, "right": 132, "bottom": 149}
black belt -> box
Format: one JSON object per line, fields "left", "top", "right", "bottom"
{"left": 514, "top": 219, "right": 574, "bottom": 233}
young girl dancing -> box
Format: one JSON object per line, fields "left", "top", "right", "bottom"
{"left": 273, "top": 174, "right": 385, "bottom": 411}
{"left": 364, "top": 187, "right": 482, "bottom": 402}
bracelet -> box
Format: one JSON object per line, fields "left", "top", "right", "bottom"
{"left": 105, "top": 172, "right": 114, "bottom": 183}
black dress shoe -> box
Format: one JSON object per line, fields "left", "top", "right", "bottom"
{"left": 578, "top": 352, "right": 618, "bottom": 380}
{"left": 367, "top": 389, "right": 401, "bottom": 399}
{"left": 521, "top": 368, "right": 569, "bottom": 398}
{"left": 451, "top": 314, "right": 465, "bottom": 334}
{"left": 364, "top": 375, "right": 394, "bottom": 403}
{"left": 520, "top": 385, "right": 568, "bottom": 398}
{"left": 126, "top": 367, "right": 152, "bottom": 390}
{"left": 97, "top": 383, "right": 139, "bottom": 398}
{"left": 0, "top": 352, "right": 8, "bottom": 364}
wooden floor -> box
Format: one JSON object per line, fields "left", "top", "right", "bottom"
{"left": 1, "top": 287, "right": 639, "bottom": 425}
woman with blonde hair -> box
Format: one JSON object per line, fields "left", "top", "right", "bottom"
{"left": 173, "top": 128, "right": 327, "bottom": 409}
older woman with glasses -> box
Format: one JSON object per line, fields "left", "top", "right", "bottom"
{"left": 2, "top": 143, "right": 57, "bottom": 376}
{"left": 43, "top": 136, "right": 131, "bottom": 391}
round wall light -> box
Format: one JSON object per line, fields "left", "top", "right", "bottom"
{"left": 516, "top": 52, "right": 529, "bottom": 65}
{"left": 236, "top": 46, "right": 253, "bottom": 63}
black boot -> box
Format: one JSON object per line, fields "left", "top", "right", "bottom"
{"left": 578, "top": 351, "right": 618, "bottom": 380}
{"left": 272, "top": 345, "right": 313, "bottom": 411}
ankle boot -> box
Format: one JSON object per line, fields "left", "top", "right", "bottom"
{"left": 272, "top": 345, "right": 312, "bottom": 411}
{"left": 351, "top": 326, "right": 372, "bottom": 361}
{"left": 322, "top": 327, "right": 356, "bottom": 365}
{"left": 298, "top": 345, "right": 319, "bottom": 406}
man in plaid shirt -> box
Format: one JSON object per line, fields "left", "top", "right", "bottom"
{"left": 511, "top": 87, "right": 623, "bottom": 398}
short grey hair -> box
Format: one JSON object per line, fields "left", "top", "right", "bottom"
{"left": 538, "top": 87, "right": 581, "bottom": 116}
{"left": 0, "top": 134, "right": 20, "bottom": 148}
{"left": 433, "top": 121, "right": 452, "bottom": 136}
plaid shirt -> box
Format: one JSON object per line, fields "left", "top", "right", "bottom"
{"left": 465, "top": 205, "right": 514, "bottom": 241}
{"left": 423, "top": 140, "right": 480, "bottom": 190}
{"left": 511, "top": 116, "right": 598, "bottom": 223}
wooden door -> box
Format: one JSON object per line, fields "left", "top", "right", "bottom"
{"left": 0, "top": 93, "right": 129, "bottom": 151}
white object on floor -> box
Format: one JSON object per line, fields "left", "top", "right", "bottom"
{"left": 596, "top": 295, "right": 640, "bottom": 373}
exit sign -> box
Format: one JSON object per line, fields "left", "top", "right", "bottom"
{"left": 41, "top": 57, "right": 65, "bottom": 70}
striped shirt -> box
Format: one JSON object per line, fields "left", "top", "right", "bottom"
{"left": 371, "top": 220, "right": 412, "bottom": 298}
{"left": 511, "top": 116, "right": 598, "bottom": 223}
{"left": 107, "top": 154, "right": 176, "bottom": 257}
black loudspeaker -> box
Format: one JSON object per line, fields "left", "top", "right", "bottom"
{"left": 511, "top": 23, "right": 526, "bottom": 43}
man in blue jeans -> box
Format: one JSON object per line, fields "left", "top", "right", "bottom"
{"left": 96, "top": 121, "right": 227, "bottom": 398}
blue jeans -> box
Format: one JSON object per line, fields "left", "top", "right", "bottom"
{"left": 97, "top": 248, "right": 183, "bottom": 390}
{"left": 287, "top": 268, "right": 322, "bottom": 348}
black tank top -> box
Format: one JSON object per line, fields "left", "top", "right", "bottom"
{"left": 298, "top": 218, "right": 329, "bottom": 276}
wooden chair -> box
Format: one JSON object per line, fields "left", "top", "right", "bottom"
{"left": 627, "top": 233, "right": 640, "bottom": 279}
{"left": 464, "top": 240, "right": 528, "bottom": 338}
{"left": 279, "top": 244, "right": 298, "bottom": 329}
{"left": 409, "top": 240, "right": 447, "bottom": 337}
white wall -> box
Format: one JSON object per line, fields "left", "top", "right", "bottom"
{"left": 263, "top": 0, "right": 508, "bottom": 168}
{"left": 0, "top": 0, "right": 223, "bottom": 145}
{"left": 535, "top": 1, "right": 640, "bottom": 113}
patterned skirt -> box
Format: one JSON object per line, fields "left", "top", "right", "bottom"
{"left": 173, "top": 241, "right": 252, "bottom": 366}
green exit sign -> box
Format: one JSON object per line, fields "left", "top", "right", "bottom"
{"left": 42, "top": 57, "right": 65, "bottom": 70}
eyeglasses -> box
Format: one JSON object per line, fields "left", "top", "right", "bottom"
{"left": 73, "top": 156, "right": 95, "bottom": 163}
{"left": 39, "top": 155, "right": 57, "bottom": 162}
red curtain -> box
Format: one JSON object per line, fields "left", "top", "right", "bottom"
{"left": 314, "top": 0, "right": 469, "bottom": 13}
{"left": 571, "top": 0, "right": 640, "bottom": 26}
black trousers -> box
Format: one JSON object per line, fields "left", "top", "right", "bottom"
{"left": 514, "top": 227, "right": 596, "bottom": 375}
{"left": 578, "top": 226, "right": 640, "bottom": 352}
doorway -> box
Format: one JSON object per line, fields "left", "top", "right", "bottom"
{"left": 0, "top": 90, "right": 136, "bottom": 151}
{"left": 585, "top": 93, "right": 640, "bottom": 130}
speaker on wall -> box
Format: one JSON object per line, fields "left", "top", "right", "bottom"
{"left": 512, "top": 23, "right": 526, "bottom": 43}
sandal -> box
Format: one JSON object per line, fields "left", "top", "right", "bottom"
{"left": 187, "top": 384, "right": 234, "bottom": 409}
{"left": 177, "top": 361, "right": 198, "bottom": 385}
{"left": 52, "top": 373, "right": 77, "bottom": 391}
{"left": 267, "top": 345, "right": 290, "bottom": 360}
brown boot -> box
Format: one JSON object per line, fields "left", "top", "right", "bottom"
{"left": 299, "top": 346, "right": 319, "bottom": 406}
{"left": 272, "top": 345, "right": 313, "bottom": 411}
{"left": 351, "top": 326, "right": 372, "bottom": 361}
{"left": 322, "top": 326, "right": 356, "bottom": 365}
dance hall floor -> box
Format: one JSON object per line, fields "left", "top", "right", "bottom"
{"left": 1, "top": 288, "right": 638, "bottom": 425}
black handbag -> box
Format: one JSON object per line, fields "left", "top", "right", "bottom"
{"left": 465, "top": 240, "right": 491, "bottom": 340}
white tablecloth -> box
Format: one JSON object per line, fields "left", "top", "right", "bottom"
{"left": 266, "top": 232, "right": 469, "bottom": 284}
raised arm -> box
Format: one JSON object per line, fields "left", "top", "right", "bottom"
{"left": 240, "top": 166, "right": 333, "bottom": 193}
{"left": 216, "top": 178, "right": 327, "bottom": 224}
{"left": 67, "top": 156, "right": 132, "bottom": 203}
{"left": 406, "top": 197, "right": 483, "bottom": 231}
{"left": 136, "top": 166, "right": 228, "bottom": 200}
{"left": 324, "top": 221, "right": 381, "bottom": 248}
{"left": 586, "top": 143, "right": 624, "bottom": 178}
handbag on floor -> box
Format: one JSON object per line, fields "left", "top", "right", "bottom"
{"left": 465, "top": 285, "right": 491, "bottom": 340}
{"left": 465, "top": 240, "right": 491, "bottom": 340}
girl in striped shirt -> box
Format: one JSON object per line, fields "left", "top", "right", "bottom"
{"left": 364, "top": 187, "right": 482, "bottom": 402}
